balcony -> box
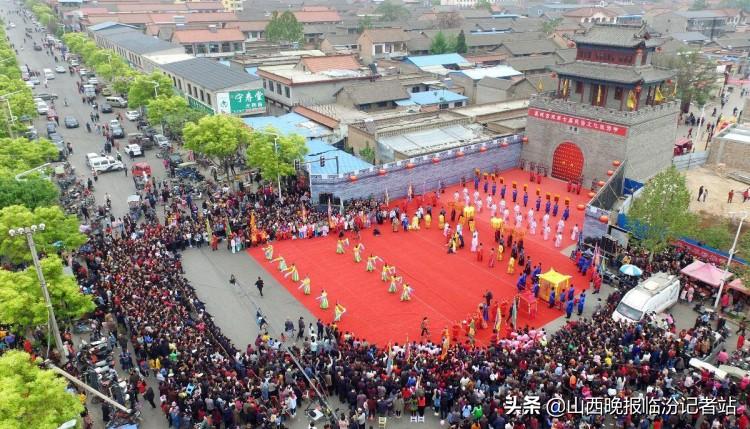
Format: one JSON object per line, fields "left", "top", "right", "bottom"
{"left": 529, "top": 92, "right": 680, "bottom": 126}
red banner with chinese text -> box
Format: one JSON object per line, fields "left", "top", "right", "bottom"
{"left": 528, "top": 107, "right": 628, "bottom": 137}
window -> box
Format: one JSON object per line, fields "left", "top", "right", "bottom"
{"left": 276, "top": 83, "right": 282, "bottom": 95}
{"left": 377, "top": 101, "right": 387, "bottom": 107}
{"left": 284, "top": 86, "right": 290, "bottom": 98}
{"left": 221, "top": 42, "right": 231, "bottom": 52}
{"left": 439, "top": 103, "right": 449, "bottom": 109}
{"left": 412, "top": 87, "right": 420, "bottom": 93}
{"left": 200, "top": 90, "right": 204, "bottom": 102}
{"left": 614, "top": 87, "right": 623, "bottom": 100}
{"left": 187, "top": 83, "right": 192, "bottom": 94}
{"left": 262, "top": 79, "right": 267, "bottom": 89}
{"left": 234, "top": 42, "right": 243, "bottom": 51}
{"left": 575, "top": 81, "right": 583, "bottom": 94}
{"left": 641, "top": 51, "right": 648, "bottom": 65}
{"left": 209, "top": 43, "right": 219, "bottom": 54}
{"left": 374, "top": 44, "right": 383, "bottom": 54}
{"left": 184, "top": 44, "right": 194, "bottom": 54}
{"left": 177, "top": 79, "right": 182, "bottom": 90}
{"left": 196, "top": 44, "right": 207, "bottom": 54}
{"left": 206, "top": 95, "right": 211, "bottom": 106}
{"left": 454, "top": 101, "right": 463, "bottom": 107}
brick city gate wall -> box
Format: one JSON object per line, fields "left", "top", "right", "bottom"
{"left": 311, "top": 137, "right": 523, "bottom": 204}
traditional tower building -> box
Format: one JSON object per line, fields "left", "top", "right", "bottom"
{"left": 523, "top": 25, "right": 679, "bottom": 182}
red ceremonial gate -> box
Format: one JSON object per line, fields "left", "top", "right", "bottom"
{"left": 551, "top": 142, "right": 584, "bottom": 182}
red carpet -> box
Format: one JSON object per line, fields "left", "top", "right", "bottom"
{"left": 248, "top": 169, "right": 593, "bottom": 346}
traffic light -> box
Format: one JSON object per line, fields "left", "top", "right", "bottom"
{"left": 294, "top": 159, "right": 301, "bottom": 170}
{"left": 320, "top": 156, "right": 325, "bottom": 167}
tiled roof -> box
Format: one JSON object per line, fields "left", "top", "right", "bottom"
{"left": 185, "top": 2, "right": 224, "bottom": 10}
{"left": 86, "top": 13, "right": 153, "bottom": 25}
{"left": 503, "top": 39, "right": 558, "bottom": 55}
{"left": 563, "top": 7, "right": 618, "bottom": 18}
{"left": 477, "top": 76, "right": 514, "bottom": 90}
{"left": 149, "top": 12, "right": 238, "bottom": 24}
{"left": 300, "top": 55, "right": 361, "bottom": 73}
{"left": 97, "top": 27, "right": 180, "bottom": 54}
{"left": 506, "top": 54, "right": 558, "bottom": 72}
{"left": 360, "top": 28, "right": 409, "bottom": 43}
{"left": 573, "top": 25, "right": 660, "bottom": 48}
{"left": 160, "top": 57, "right": 259, "bottom": 91}
{"left": 293, "top": 10, "right": 342, "bottom": 23}
{"left": 171, "top": 28, "right": 245, "bottom": 43}
{"left": 322, "top": 34, "right": 359, "bottom": 45}
{"left": 117, "top": 3, "right": 187, "bottom": 12}
{"left": 338, "top": 80, "right": 409, "bottom": 105}
{"left": 714, "top": 37, "right": 750, "bottom": 49}
{"left": 230, "top": 21, "right": 268, "bottom": 32}
{"left": 551, "top": 62, "right": 674, "bottom": 84}
{"left": 293, "top": 105, "right": 339, "bottom": 129}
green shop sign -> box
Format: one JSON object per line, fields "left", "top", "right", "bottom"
{"left": 216, "top": 89, "right": 266, "bottom": 115}
{"left": 187, "top": 96, "right": 215, "bottom": 115}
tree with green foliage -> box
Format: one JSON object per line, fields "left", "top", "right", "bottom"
{"left": 0, "top": 76, "right": 37, "bottom": 139}
{"left": 357, "top": 16, "right": 374, "bottom": 34}
{"left": 359, "top": 145, "right": 376, "bottom": 164}
{"left": 430, "top": 31, "right": 450, "bottom": 54}
{"left": 0, "top": 255, "right": 95, "bottom": 330}
{"left": 265, "top": 11, "right": 303, "bottom": 44}
{"left": 0, "top": 350, "right": 84, "bottom": 429}
{"left": 455, "top": 30, "right": 468, "bottom": 54}
{"left": 720, "top": 0, "right": 750, "bottom": 11}
{"left": 476, "top": 0, "right": 492, "bottom": 11}
{"left": 127, "top": 72, "right": 174, "bottom": 108}
{"left": 184, "top": 114, "right": 251, "bottom": 181}
{"left": 695, "top": 219, "right": 733, "bottom": 251}
{"left": 0, "top": 137, "right": 58, "bottom": 174}
{"left": 627, "top": 167, "right": 696, "bottom": 256}
{"left": 147, "top": 96, "right": 206, "bottom": 140}
{"left": 246, "top": 127, "right": 307, "bottom": 183}
{"left": 376, "top": 0, "right": 409, "bottom": 22}
{"left": 542, "top": 18, "right": 563, "bottom": 35}
{"left": 652, "top": 49, "right": 719, "bottom": 112}
{"left": 0, "top": 205, "right": 86, "bottom": 265}
{"left": 0, "top": 177, "right": 58, "bottom": 210}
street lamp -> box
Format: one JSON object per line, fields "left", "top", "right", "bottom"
{"left": 255, "top": 130, "right": 283, "bottom": 202}
{"left": 714, "top": 211, "right": 749, "bottom": 309}
{"left": 145, "top": 79, "right": 160, "bottom": 98}
{"left": 15, "top": 163, "right": 51, "bottom": 182}
{"left": 8, "top": 224, "right": 67, "bottom": 364}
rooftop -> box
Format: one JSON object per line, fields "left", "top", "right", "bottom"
{"left": 96, "top": 27, "right": 180, "bottom": 54}
{"left": 149, "top": 12, "right": 238, "bottom": 24}
{"left": 293, "top": 9, "right": 342, "bottom": 23}
{"left": 396, "top": 89, "right": 468, "bottom": 106}
{"left": 171, "top": 28, "right": 245, "bottom": 44}
{"left": 360, "top": 28, "right": 410, "bottom": 43}
{"left": 506, "top": 54, "right": 558, "bottom": 72}
{"left": 338, "top": 80, "right": 410, "bottom": 105}
{"left": 551, "top": 61, "right": 674, "bottom": 84}
{"left": 669, "top": 31, "right": 709, "bottom": 43}
{"left": 450, "top": 65, "right": 522, "bottom": 80}
{"left": 405, "top": 53, "right": 472, "bottom": 68}
{"left": 453, "top": 99, "right": 530, "bottom": 118}
{"left": 573, "top": 24, "right": 662, "bottom": 48}
{"left": 379, "top": 123, "right": 489, "bottom": 157}
{"left": 717, "top": 124, "right": 750, "bottom": 144}
{"left": 258, "top": 64, "right": 367, "bottom": 84}
{"left": 300, "top": 55, "right": 361, "bottom": 73}
{"left": 160, "top": 57, "right": 260, "bottom": 91}
{"left": 674, "top": 10, "right": 725, "bottom": 19}
{"left": 563, "top": 7, "right": 618, "bottom": 18}
{"left": 244, "top": 112, "right": 332, "bottom": 139}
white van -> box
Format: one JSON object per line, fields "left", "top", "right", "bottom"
{"left": 83, "top": 84, "right": 96, "bottom": 98}
{"left": 43, "top": 68, "right": 55, "bottom": 80}
{"left": 105, "top": 96, "right": 128, "bottom": 108}
{"left": 90, "top": 156, "right": 124, "bottom": 173}
{"left": 612, "top": 272, "right": 680, "bottom": 323}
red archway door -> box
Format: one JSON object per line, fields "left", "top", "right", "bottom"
{"left": 551, "top": 142, "right": 584, "bottom": 182}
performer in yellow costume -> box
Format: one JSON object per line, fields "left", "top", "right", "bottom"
{"left": 336, "top": 238, "right": 349, "bottom": 254}
{"left": 316, "top": 290, "right": 329, "bottom": 309}
{"left": 438, "top": 212, "right": 445, "bottom": 230}
{"left": 298, "top": 276, "right": 311, "bottom": 295}
{"left": 353, "top": 243, "right": 364, "bottom": 262}
{"left": 400, "top": 284, "right": 413, "bottom": 301}
{"left": 410, "top": 215, "right": 420, "bottom": 230}
{"left": 282, "top": 263, "right": 299, "bottom": 282}
{"left": 424, "top": 212, "right": 432, "bottom": 228}
{"left": 507, "top": 256, "right": 515, "bottom": 274}
{"left": 334, "top": 303, "right": 347, "bottom": 322}
{"left": 366, "top": 255, "right": 381, "bottom": 272}
{"left": 271, "top": 256, "right": 287, "bottom": 271}
{"left": 389, "top": 276, "right": 402, "bottom": 293}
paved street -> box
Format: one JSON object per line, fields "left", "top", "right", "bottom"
{"left": 2, "top": 12, "right": 744, "bottom": 429}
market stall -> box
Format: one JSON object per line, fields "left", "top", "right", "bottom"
{"left": 538, "top": 268, "right": 571, "bottom": 302}
{"left": 680, "top": 260, "right": 733, "bottom": 302}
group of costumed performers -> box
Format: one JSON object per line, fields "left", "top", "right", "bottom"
{"left": 337, "top": 240, "right": 415, "bottom": 302}
{"left": 263, "top": 244, "right": 347, "bottom": 322}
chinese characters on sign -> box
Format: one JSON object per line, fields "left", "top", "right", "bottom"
{"left": 216, "top": 89, "right": 266, "bottom": 115}
{"left": 502, "top": 396, "right": 735, "bottom": 417}
{"left": 528, "top": 108, "right": 628, "bottom": 137}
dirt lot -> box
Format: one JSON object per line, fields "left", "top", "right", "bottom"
{"left": 685, "top": 166, "right": 750, "bottom": 218}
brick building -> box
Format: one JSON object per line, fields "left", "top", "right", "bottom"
{"left": 522, "top": 25, "right": 679, "bottom": 183}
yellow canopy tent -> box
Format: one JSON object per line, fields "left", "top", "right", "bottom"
{"left": 538, "top": 268, "right": 571, "bottom": 301}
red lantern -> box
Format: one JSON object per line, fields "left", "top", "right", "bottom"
{"left": 456, "top": 150, "right": 465, "bottom": 157}
{"left": 599, "top": 215, "right": 609, "bottom": 224}
{"left": 612, "top": 160, "right": 621, "bottom": 167}
{"left": 587, "top": 191, "right": 595, "bottom": 198}
{"left": 406, "top": 162, "right": 415, "bottom": 169}
{"left": 479, "top": 146, "right": 487, "bottom": 152}
{"left": 501, "top": 141, "right": 509, "bottom": 148}
{"left": 522, "top": 136, "right": 529, "bottom": 143}
{"left": 378, "top": 168, "right": 387, "bottom": 176}
{"left": 576, "top": 204, "right": 585, "bottom": 211}
{"left": 607, "top": 170, "right": 614, "bottom": 176}
{"left": 597, "top": 180, "right": 605, "bottom": 187}
{"left": 349, "top": 175, "right": 358, "bottom": 182}
{"left": 432, "top": 157, "right": 440, "bottom": 164}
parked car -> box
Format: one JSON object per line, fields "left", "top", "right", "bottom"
{"left": 54, "top": 65, "right": 66, "bottom": 73}
{"left": 48, "top": 132, "right": 64, "bottom": 146}
{"left": 125, "top": 110, "right": 140, "bottom": 121}
{"left": 29, "top": 76, "right": 40, "bottom": 85}
{"left": 153, "top": 134, "right": 170, "bottom": 149}
{"left": 24, "top": 126, "right": 38, "bottom": 140}
{"left": 100, "top": 103, "right": 113, "bottom": 113}
{"left": 34, "top": 92, "right": 58, "bottom": 101}
{"left": 36, "top": 101, "right": 48, "bottom": 115}
{"left": 51, "top": 140, "right": 68, "bottom": 161}
{"left": 86, "top": 152, "right": 101, "bottom": 167}
{"left": 111, "top": 125, "right": 125, "bottom": 139}
{"left": 125, "top": 143, "right": 143, "bottom": 158}
{"left": 70, "top": 59, "right": 79, "bottom": 67}
{"left": 64, "top": 116, "right": 79, "bottom": 128}
{"left": 101, "top": 86, "right": 113, "bottom": 96}
{"left": 88, "top": 77, "right": 99, "bottom": 85}
{"left": 46, "top": 121, "right": 56, "bottom": 137}
{"left": 109, "top": 119, "right": 121, "bottom": 128}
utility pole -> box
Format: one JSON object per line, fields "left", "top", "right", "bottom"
{"left": 714, "top": 211, "right": 748, "bottom": 309}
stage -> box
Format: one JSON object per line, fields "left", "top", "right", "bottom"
{"left": 248, "top": 169, "right": 593, "bottom": 345}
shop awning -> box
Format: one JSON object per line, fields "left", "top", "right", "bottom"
{"left": 727, "top": 278, "right": 750, "bottom": 296}
{"left": 680, "top": 260, "right": 732, "bottom": 287}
